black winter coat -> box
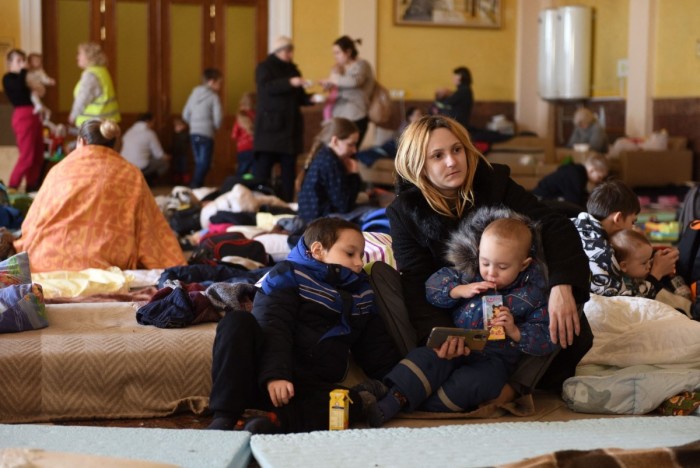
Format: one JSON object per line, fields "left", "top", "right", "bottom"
{"left": 253, "top": 54, "right": 310, "bottom": 155}
{"left": 253, "top": 261, "right": 401, "bottom": 388}
{"left": 386, "top": 159, "right": 591, "bottom": 342}
{"left": 532, "top": 163, "right": 588, "bottom": 207}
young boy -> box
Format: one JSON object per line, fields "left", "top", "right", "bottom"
{"left": 571, "top": 179, "right": 678, "bottom": 298}
{"left": 182, "top": 68, "right": 222, "bottom": 188}
{"left": 610, "top": 229, "right": 692, "bottom": 314}
{"left": 366, "top": 207, "right": 556, "bottom": 427}
{"left": 207, "top": 217, "right": 401, "bottom": 433}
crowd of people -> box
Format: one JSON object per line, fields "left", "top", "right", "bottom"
{"left": 2, "top": 35, "right": 692, "bottom": 436}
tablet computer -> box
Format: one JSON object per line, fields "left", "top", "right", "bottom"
{"left": 425, "top": 327, "right": 489, "bottom": 351}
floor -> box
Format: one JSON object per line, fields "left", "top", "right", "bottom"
{"left": 49, "top": 391, "right": 629, "bottom": 432}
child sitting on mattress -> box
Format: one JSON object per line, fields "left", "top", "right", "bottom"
{"left": 610, "top": 228, "right": 692, "bottom": 314}
{"left": 207, "top": 217, "right": 401, "bottom": 433}
{"left": 571, "top": 179, "right": 679, "bottom": 298}
{"left": 364, "top": 207, "right": 556, "bottom": 426}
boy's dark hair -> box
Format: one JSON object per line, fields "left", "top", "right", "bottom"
{"left": 136, "top": 112, "right": 153, "bottom": 122}
{"left": 304, "top": 217, "right": 361, "bottom": 251}
{"left": 203, "top": 68, "right": 222, "bottom": 83}
{"left": 586, "top": 179, "right": 640, "bottom": 221}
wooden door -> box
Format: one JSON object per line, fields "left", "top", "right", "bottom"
{"left": 41, "top": 0, "right": 267, "bottom": 186}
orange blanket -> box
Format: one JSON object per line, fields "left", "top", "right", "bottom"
{"left": 14, "top": 144, "right": 185, "bottom": 272}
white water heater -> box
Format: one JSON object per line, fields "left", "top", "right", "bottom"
{"left": 538, "top": 8, "right": 558, "bottom": 99}
{"left": 538, "top": 5, "right": 592, "bottom": 100}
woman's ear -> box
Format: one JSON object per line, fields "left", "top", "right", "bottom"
{"left": 309, "top": 240, "right": 326, "bottom": 262}
{"left": 328, "top": 136, "right": 339, "bottom": 153}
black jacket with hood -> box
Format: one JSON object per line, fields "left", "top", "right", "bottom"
{"left": 386, "top": 159, "right": 591, "bottom": 342}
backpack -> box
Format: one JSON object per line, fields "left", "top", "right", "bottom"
{"left": 368, "top": 82, "right": 394, "bottom": 128}
{"left": 168, "top": 206, "right": 202, "bottom": 235}
{"left": 188, "top": 232, "right": 270, "bottom": 268}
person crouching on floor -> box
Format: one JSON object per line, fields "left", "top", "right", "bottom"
{"left": 207, "top": 217, "right": 401, "bottom": 433}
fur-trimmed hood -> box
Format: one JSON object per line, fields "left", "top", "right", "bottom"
{"left": 445, "top": 206, "right": 546, "bottom": 279}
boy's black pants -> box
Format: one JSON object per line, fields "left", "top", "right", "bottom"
{"left": 208, "top": 310, "right": 363, "bottom": 433}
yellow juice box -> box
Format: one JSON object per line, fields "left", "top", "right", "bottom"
{"left": 329, "top": 389, "right": 352, "bottom": 430}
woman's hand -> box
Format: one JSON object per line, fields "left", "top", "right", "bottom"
{"left": 650, "top": 247, "right": 680, "bottom": 280}
{"left": 267, "top": 379, "right": 295, "bottom": 407}
{"left": 434, "top": 336, "right": 470, "bottom": 360}
{"left": 548, "top": 284, "right": 579, "bottom": 348}
{"left": 289, "top": 77, "right": 305, "bottom": 88}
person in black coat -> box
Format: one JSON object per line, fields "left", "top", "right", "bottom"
{"left": 252, "top": 36, "right": 312, "bottom": 202}
{"left": 384, "top": 115, "right": 593, "bottom": 398}
{"left": 434, "top": 66, "right": 474, "bottom": 129}
{"left": 532, "top": 153, "right": 609, "bottom": 215}
{"left": 207, "top": 218, "right": 401, "bottom": 433}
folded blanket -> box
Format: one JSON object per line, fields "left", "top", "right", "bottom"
{"left": 498, "top": 438, "right": 700, "bottom": 468}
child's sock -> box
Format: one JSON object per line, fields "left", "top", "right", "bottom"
{"left": 367, "top": 388, "right": 407, "bottom": 428}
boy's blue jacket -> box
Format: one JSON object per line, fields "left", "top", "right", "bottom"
{"left": 253, "top": 236, "right": 400, "bottom": 387}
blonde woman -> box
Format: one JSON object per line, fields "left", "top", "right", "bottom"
{"left": 69, "top": 42, "right": 120, "bottom": 126}
{"left": 567, "top": 107, "right": 607, "bottom": 153}
{"left": 385, "top": 115, "right": 593, "bottom": 397}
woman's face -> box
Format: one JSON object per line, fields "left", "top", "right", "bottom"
{"left": 329, "top": 132, "right": 359, "bottom": 158}
{"left": 77, "top": 48, "right": 88, "bottom": 68}
{"left": 7, "top": 53, "right": 26, "bottom": 73}
{"left": 424, "top": 127, "right": 468, "bottom": 196}
{"left": 332, "top": 45, "right": 351, "bottom": 66}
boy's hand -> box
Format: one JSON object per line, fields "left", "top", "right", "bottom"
{"left": 491, "top": 306, "right": 520, "bottom": 342}
{"left": 650, "top": 247, "right": 679, "bottom": 280}
{"left": 434, "top": 336, "right": 470, "bottom": 360}
{"left": 267, "top": 380, "right": 295, "bottom": 407}
{"left": 450, "top": 281, "right": 496, "bottom": 299}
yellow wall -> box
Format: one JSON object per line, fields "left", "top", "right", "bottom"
{"left": 292, "top": 0, "right": 339, "bottom": 84}
{"left": 655, "top": 0, "right": 700, "bottom": 97}
{"left": 377, "top": 1, "right": 517, "bottom": 101}
{"left": 5, "top": 1, "right": 700, "bottom": 102}
{"left": 0, "top": 0, "right": 21, "bottom": 83}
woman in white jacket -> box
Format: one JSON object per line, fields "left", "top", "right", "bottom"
{"left": 320, "top": 36, "right": 375, "bottom": 146}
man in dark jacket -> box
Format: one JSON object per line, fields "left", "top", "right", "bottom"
{"left": 252, "top": 36, "right": 311, "bottom": 202}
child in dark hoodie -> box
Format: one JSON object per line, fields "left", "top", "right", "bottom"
{"left": 366, "top": 206, "right": 556, "bottom": 426}
{"left": 182, "top": 68, "right": 222, "bottom": 188}
{"left": 207, "top": 217, "right": 401, "bottom": 433}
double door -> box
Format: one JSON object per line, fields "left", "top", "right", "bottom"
{"left": 41, "top": 0, "right": 267, "bottom": 185}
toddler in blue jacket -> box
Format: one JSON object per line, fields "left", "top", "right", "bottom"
{"left": 366, "top": 207, "right": 556, "bottom": 426}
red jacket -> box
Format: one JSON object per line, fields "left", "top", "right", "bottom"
{"left": 231, "top": 110, "right": 255, "bottom": 153}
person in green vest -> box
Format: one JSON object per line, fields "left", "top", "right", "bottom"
{"left": 68, "top": 42, "right": 120, "bottom": 127}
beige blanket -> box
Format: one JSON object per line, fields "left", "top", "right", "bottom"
{"left": 0, "top": 302, "right": 216, "bottom": 423}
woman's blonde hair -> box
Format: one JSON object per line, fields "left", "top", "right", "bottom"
{"left": 394, "top": 115, "right": 487, "bottom": 218}
{"left": 573, "top": 107, "right": 596, "bottom": 127}
{"left": 78, "top": 119, "right": 121, "bottom": 148}
{"left": 295, "top": 118, "right": 358, "bottom": 194}
{"left": 78, "top": 42, "right": 107, "bottom": 66}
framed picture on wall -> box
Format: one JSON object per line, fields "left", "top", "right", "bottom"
{"left": 395, "top": 0, "right": 501, "bottom": 29}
